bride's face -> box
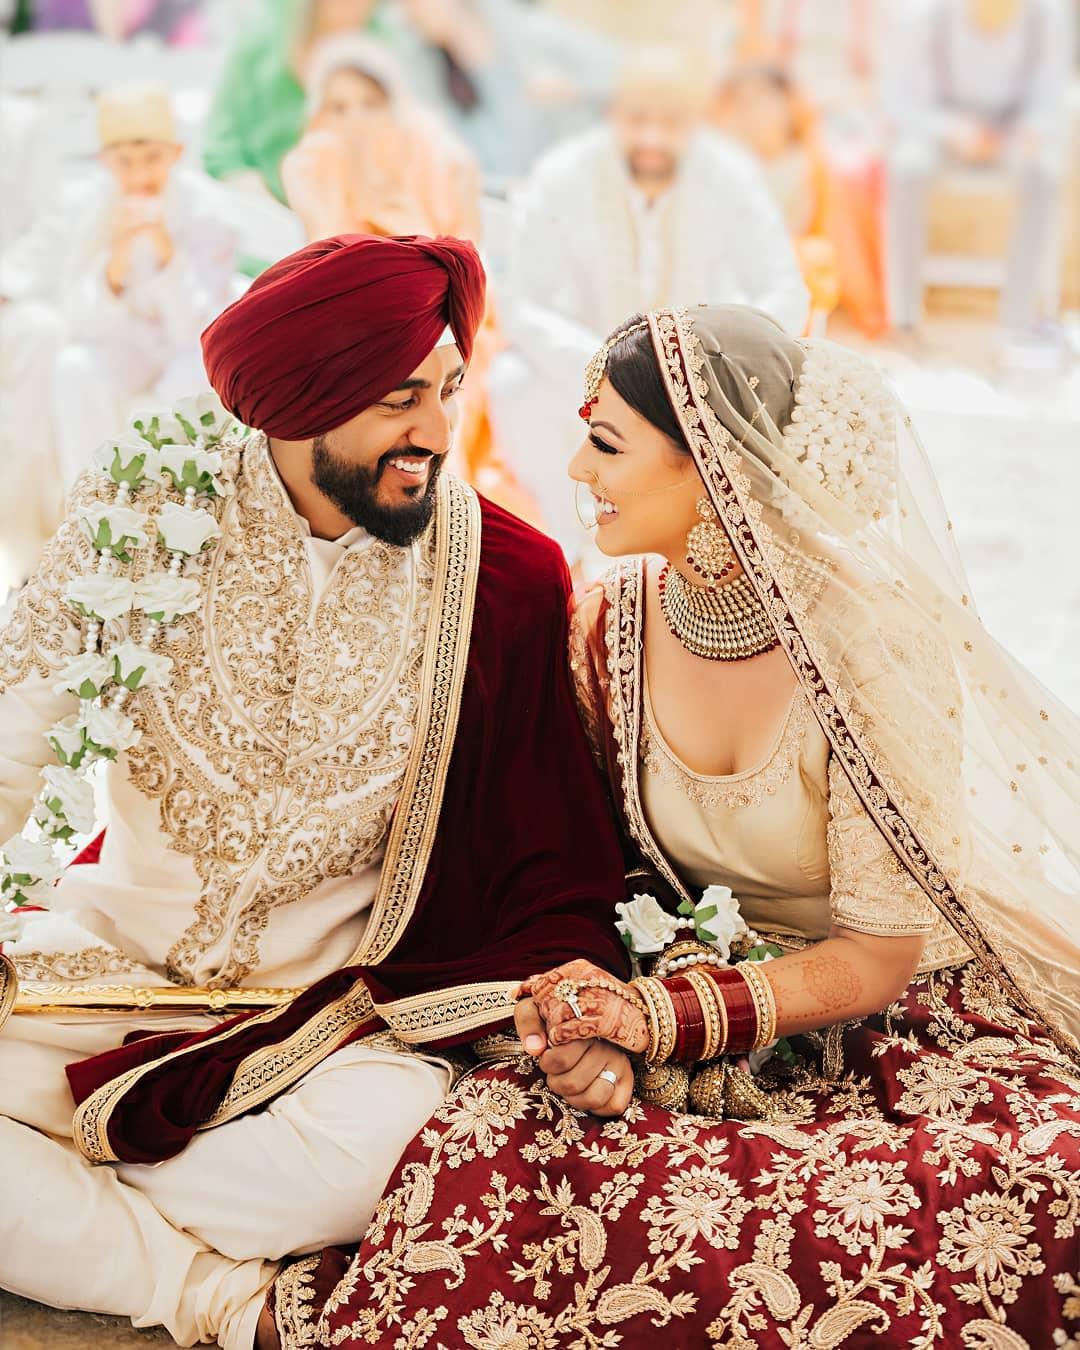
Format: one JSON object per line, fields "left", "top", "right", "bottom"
{"left": 568, "top": 379, "right": 700, "bottom": 559}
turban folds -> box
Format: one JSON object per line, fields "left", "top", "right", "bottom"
{"left": 201, "top": 234, "right": 486, "bottom": 439}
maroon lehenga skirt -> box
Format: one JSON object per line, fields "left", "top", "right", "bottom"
{"left": 271, "top": 963, "right": 1080, "bottom": 1349}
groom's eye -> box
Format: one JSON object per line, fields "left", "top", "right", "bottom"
{"left": 589, "top": 432, "right": 620, "bottom": 456}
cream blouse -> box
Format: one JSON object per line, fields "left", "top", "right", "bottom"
{"left": 639, "top": 676, "right": 969, "bottom": 968}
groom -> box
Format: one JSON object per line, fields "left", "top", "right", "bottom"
{"left": 0, "top": 234, "right": 629, "bottom": 1348}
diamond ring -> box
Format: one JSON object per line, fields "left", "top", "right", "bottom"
{"left": 596, "top": 1068, "right": 619, "bottom": 1088}
{"left": 555, "top": 979, "right": 584, "bottom": 1019}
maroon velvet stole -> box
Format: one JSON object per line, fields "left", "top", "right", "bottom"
{"left": 65, "top": 491, "right": 630, "bottom": 1166}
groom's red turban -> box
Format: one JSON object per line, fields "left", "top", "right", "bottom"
{"left": 201, "top": 234, "right": 486, "bottom": 439}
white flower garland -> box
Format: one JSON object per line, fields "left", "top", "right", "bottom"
{"left": 781, "top": 340, "right": 898, "bottom": 527}
{"left": 0, "top": 393, "right": 237, "bottom": 929}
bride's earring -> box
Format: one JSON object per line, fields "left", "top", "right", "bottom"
{"left": 685, "top": 498, "right": 735, "bottom": 587}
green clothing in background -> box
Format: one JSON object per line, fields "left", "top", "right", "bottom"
{"left": 202, "top": 0, "right": 393, "bottom": 202}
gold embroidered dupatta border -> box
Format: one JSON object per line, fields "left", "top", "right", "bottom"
{"left": 647, "top": 307, "right": 1070, "bottom": 1057}
{"left": 602, "top": 562, "right": 692, "bottom": 909}
{"left": 72, "top": 476, "right": 488, "bottom": 1162}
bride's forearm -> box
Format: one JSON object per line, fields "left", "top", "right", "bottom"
{"left": 760, "top": 929, "right": 926, "bottom": 1038}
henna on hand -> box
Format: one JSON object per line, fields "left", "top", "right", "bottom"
{"left": 543, "top": 984, "right": 649, "bottom": 1055}
{"left": 526, "top": 960, "right": 649, "bottom": 1055}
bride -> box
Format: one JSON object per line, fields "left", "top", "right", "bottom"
{"left": 265, "top": 306, "right": 1080, "bottom": 1348}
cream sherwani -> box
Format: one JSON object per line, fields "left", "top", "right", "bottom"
{"left": 0, "top": 436, "right": 452, "bottom": 1347}
{"left": 488, "top": 126, "right": 809, "bottom": 563}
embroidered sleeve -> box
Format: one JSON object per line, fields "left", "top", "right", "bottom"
{"left": 0, "top": 469, "right": 101, "bottom": 839}
{"left": 827, "top": 753, "right": 938, "bottom": 936}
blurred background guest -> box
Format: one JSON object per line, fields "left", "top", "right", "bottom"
{"left": 0, "top": 83, "right": 236, "bottom": 498}
{"left": 282, "top": 33, "right": 480, "bottom": 240}
{"left": 712, "top": 60, "right": 839, "bottom": 332}
{"left": 396, "top": 0, "right": 616, "bottom": 189}
{"left": 881, "top": 0, "right": 1072, "bottom": 346}
{"left": 488, "top": 45, "right": 807, "bottom": 563}
{"left": 202, "top": 0, "right": 389, "bottom": 201}
{"left": 24, "top": 0, "right": 204, "bottom": 41}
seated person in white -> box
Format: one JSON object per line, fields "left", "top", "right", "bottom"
{"left": 0, "top": 83, "right": 238, "bottom": 494}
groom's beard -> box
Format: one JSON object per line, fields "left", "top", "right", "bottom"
{"left": 311, "top": 436, "right": 443, "bottom": 547}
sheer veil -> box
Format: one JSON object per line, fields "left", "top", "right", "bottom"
{"left": 642, "top": 305, "right": 1080, "bottom": 1058}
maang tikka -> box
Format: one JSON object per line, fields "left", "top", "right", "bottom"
{"left": 685, "top": 497, "right": 735, "bottom": 587}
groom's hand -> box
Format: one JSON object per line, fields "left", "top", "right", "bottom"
{"left": 539, "top": 1038, "right": 634, "bottom": 1118}
{"left": 514, "top": 998, "right": 633, "bottom": 1116}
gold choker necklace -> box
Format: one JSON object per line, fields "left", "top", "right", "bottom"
{"left": 658, "top": 564, "right": 779, "bottom": 661}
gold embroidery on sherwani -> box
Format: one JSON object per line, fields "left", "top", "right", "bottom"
{"left": 646, "top": 308, "right": 1067, "bottom": 1055}
{"left": 0, "top": 954, "right": 16, "bottom": 1033}
{"left": 0, "top": 469, "right": 104, "bottom": 693}
{"left": 13, "top": 947, "right": 140, "bottom": 982}
{"left": 73, "top": 470, "right": 487, "bottom": 1155}
{"left": 123, "top": 434, "right": 435, "bottom": 987}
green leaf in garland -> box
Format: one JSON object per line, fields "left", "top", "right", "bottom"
{"left": 106, "top": 446, "right": 147, "bottom": 487}
{"left": 677, "top": 898, "right": 695, "bottom": 917}
{"left": 113, "top": 657, "right": 148, "bottom": 691}
{"left": 620, "top": 930, "right": 633, "bottom": 950}
{"left": 694, "top": 904, "right": 718, "bottom": 923}
{"left": 696, "top": 926, "right": 718, "bottom": 943}
{"left": 174, "top": 412, "right": 198, "bottom": 443}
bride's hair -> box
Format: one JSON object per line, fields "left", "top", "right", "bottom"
{"left": 602, "top": 315, "right": 688, "bottom": 450}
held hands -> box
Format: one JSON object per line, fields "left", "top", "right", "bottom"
{"left": 513, "top": 987, "right": 634, "bottom": 1118}
{"left": 524, "top": 958, "right": 649, "bottom": 1056}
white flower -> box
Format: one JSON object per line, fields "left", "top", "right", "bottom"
{"left": 81, "top": 704, "right": 141, "bottom": 754}
{"left": 54, "top": 652, "right": 114, "bottom": 699}
{"left": 65, "top": 574, "right": 135, "bottom": 622}
{"left": 107, "top": 639, "right": 173, "bottom": 691}
{"left": 46, "top": 715, "right": 87, "bottom": 766}
{"left": 1, "top": 834, "right": 62, "bottom": 886}
{"left": 76, "top": 504, "right": 149, "bottom": 556}
{"left": 615, "top": 893, "right": 680, "bottom": 956}
{"left": 154, "top": 447, "right": 227, "bottom": 496}
{"left": 173, "top": 392, "right": 233, "bottom": 442}
{"left": 93, "top": 434, "right": 152, "bottom": 485}
{"left": 156, "top": 502, "right": 221, "bottom": 555}
{"left": 40, "top": 765, "right": 98, "bottom": 835}
{"left": 133, "top": 573, "right": 201, "bottom": 623}
{"left": 0, "top": 908, "right": 21, "bottom": 943}
{"left": 693, "top": 884, "right": 750, "bottom": 961}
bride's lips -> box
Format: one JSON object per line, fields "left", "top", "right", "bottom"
{"left": 591, "top": 491, "right": 619, "bottom": 524}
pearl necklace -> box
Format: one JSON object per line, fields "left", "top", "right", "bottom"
{"left": 659, "top": 564, "right": 778, "bottom": 661}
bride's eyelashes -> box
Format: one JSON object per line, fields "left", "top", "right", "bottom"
{"left": 588, "top": 432, "right": 621, "bottom": 456}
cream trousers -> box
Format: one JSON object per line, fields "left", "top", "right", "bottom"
{"left": 0, "top": 1010, "right": 450, "bottom": 1348}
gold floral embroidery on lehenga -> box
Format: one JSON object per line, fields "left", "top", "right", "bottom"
{"left": 121, "top": 436, "right": 434, "bottom": 986}
{"left": 275, "top": 969, "right": 1080, "bottom": 1350}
